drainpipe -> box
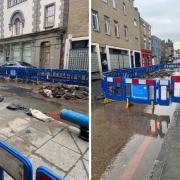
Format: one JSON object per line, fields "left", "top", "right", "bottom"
{"left": 59, "top": 0, "right": 69, "bottom": 69}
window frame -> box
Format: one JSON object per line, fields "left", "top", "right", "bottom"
{"left": 114, "top": 21, "right": 120, "bottom": 38}
{"left": 44, "top": 3, "right": 56, "bottom": 29}
{"left": 123, "top": 2, "right": 127, "bottom": 16}
{"left": 7, "top": 0, "right": 27, "bottom": 8}
{"left": 124, "top": 25, "right": 129, "bottom": 41}
{"left": 92, "top": 10, "right": 99, "bottom": 32}
{"left": 104, "top": 16, "right": 111, "bottom": 35}
{"left": 112, "top": 0, "right": 116, "bottom": 9}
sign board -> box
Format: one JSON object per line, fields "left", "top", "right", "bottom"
{"left": 131, "top": 84, "right": 148, "bottom": 100}
{"left": 10, "top": 70, "right": 16, "bottom": 77}
{"left": 0, "top": 141, "right": 32, "bottom": 180}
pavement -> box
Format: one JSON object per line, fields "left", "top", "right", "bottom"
{"left": 150, "top": 106, "right": 180, "bottom": 180}
{"left": 0, "top": 81, "right": 89, "bottom": 179}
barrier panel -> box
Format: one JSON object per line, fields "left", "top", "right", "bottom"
{"left": 124, "top": 78, "right": 157, "bottom": 105}
{"left": 36, "top": 166, "right": 64, "bottom": 180}
{"left": 0, "top": 67, "right": 88, "bottom": 86}
{"left": 171, "top": 76, "right": 180, "bottom": 103}
{"left": 102, "top": 76, "right": 125, "bottom": 101}
{"left": 0, "top": 141, "right": 33, "bottom": 180}
{"left": 157, "top": 79, "right": 170, "bottom": 106}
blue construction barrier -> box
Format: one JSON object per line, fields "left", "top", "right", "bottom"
{"left": 36, "top": 166, "right": 64, "bottom": 180}
{"left": 171, "top": 76, "right": 180, "bottom": 103}
{"left": 124, "top": 78, "right": 157, "bottom": 105}
{"left": 102, "top": 76, "right": 125, "bottom": 101}
{"left": 103, "top": 63, "right": 180, "bottom": 79}
{"left": 0, "top": 141, "right": 33, "bottom": 180}
{"left": 0, "top": 67, "right": 89, "bottom": 86}
{"left": 157, "top": 79, "right": 170, "bottom": 106}
{"left": 0, "top": 141, "right": 65, "bottom": 180}
{"left": 102, "top": 76, "right": 180, "bottom": 106}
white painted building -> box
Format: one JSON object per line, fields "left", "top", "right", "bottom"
{"left": 0, "top": 0, "right": 66, "bottom": 68}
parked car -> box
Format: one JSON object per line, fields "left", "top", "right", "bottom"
{"left": 1, "top": 61, "right": 34, "bottom": 68}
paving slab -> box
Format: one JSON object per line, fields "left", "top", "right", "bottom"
{"left": 83, "top": 149, "right": 89, "bottom": 161}
{"left": 35, "top": 140, "right": 81, "bottom": 172}
{"left": 32, "top": 120, "right": 66, "bottom": 136}
{"left": 6, "top": 136, "right": 37, "bottom": 156}
{"left": 7, "top": 118, "right": 32, "bottom": 133}
{"left": 0, "top": 134, "right": 7, "bottom": 141}
{"left": 29, "top": 154, "right": 66, "bottom": 179}
{"left": 18, "top": 127, "right": 52, "bottom": 148}
{"left": 66, "top": 159, "right": 89, "bottom": 180}
{"left": 83, "top": 159, "right": 89, "bottom": 175}
{"left": 52, "top": 129, "right": 80, "bottom": 153}
{"left": 70, "top": 127, "right": 89, "bottom": 154}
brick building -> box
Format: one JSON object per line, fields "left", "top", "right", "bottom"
{"left": 91, "top": 0, "right": 141, "bottom": 74}
{"left": 64, "top": 0, "right": 89, "bottom": 70}
{"left": 165, "top": 39, "right": 174, "bottom": 60}
{"left": 139, "top": 17, "right": 152, "bottom": 67}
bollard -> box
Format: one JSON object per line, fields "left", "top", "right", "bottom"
{"left": 60, "top": 109, "right": 89, "bottom": 141}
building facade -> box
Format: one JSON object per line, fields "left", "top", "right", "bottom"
{"left": 175, "top": 49, "right": 180, "bottom": 60}
{"left": 151, "top": 35, "right": 161, "bottom": 65}
{"left": 0, "top": 0, "right": 67, "bottom": 68}
{"left": 161, "top": 40, "right": 166, "bottom": 63}
{"left": 139, "top": 17, "right": 152, "bottom": 67}
{"left": 64, "top": 0, "right": 89, "bottom": 70}
{"left": 91, "top": 0, "right": 141, "bottom": 73}
{"left": 165, "top": 39, "right": 174, "bottom": 60}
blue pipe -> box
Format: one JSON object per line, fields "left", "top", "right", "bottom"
{"left": 60, "top": 109, "right": 89, "bottom": 129}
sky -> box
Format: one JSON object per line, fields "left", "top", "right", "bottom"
{"left": 134, "top": 0, "right": 180, "bottom": 50}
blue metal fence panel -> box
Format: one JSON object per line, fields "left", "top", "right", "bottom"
{"left": 102, "top": 76, "right": 125, "bottom": 101}
{"left": 0, "top": 141, "right": 33, "bottom": 180}
{"left": 36, "top": 166, "right": 64, "bottom": 180}
{"left": 171, "top": 76, "right": 180, "bottom": 103}
{"left": 157, "top": 79, "right": 170, "bottom": 106}
{"left": 0, "top": 67, "right": 88, "bottom": 86}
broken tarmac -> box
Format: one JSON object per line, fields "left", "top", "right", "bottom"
{"left": 0, "top": 81, "right": 89, "bottom": 179}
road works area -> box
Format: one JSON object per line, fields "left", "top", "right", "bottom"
{"left": 0, "top": 80, "right": 89, "bottom": 179}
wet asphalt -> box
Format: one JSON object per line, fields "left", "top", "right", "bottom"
{"left": 92, "top": 72, "right": 179, "bottom": 180}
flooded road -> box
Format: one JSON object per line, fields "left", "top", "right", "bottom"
{"left": 92, "top": 77, "right": 179, "bottom": 180}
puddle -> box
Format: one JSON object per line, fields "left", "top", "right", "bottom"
{"left": 100, "top": 101, "right": 178, "bottom": 180}
{"left": 0, "top": 82, "right": 62, "bottom": 114}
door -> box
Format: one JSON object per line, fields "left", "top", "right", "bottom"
{"left": 135, "top": 52, "right": 141, "bottom": 67}
{"left": 101, "top": 53, "right": 108, "bottom": 72}
{"left": 40, "top": 42, "right": 51, "bottom": 67}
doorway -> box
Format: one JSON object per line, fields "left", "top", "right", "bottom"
{"left": 40, "top": 42, "right": 51, "bottom": 67}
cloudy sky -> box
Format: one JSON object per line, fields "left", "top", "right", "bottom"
{"left": 134, "top": 0, "right": 180, "bottom": 49}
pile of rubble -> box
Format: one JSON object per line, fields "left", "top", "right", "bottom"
{"left": 141, "top": 70, "right": 172, "bottom": 79}
{"left": 39, "top": 84, "right": 89, "bottom": 100}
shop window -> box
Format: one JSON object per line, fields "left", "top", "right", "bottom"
{"left": 23, "top": 43, "right": 32, "bottom": 64}
{"left": 11, "top": 44, "right": 20, "bottom": 61}
{"left": 71, "top": 40, "right": 89, "bottom": 49}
